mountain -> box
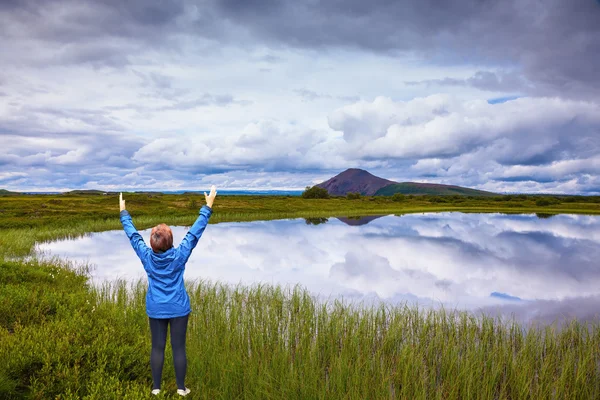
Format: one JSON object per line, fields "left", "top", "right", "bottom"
{"left": 0, "top": 189, "right": 19, "bottom": 196}
{"left": 374, "top": 182, "right": 495, "bottom": 197}
{"left": 315, "top": 169, "right": 496, "bottom": 197}
{"left": 316, "top": 168, "right": 396, "bottom": 196}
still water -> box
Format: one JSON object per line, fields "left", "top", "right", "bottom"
{"left": 37, "top": 213, "right": 600, "bottom": 325}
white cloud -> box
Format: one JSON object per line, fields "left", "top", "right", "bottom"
{"left": 330, "top": 95, "right": 600, "bottom": 161}
{"left": 132, "top": 119, "right": 349, "bottom": 172}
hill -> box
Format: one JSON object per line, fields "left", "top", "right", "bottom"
{"left": 375, "top": 182, "right": 496, "bottom": 197}
{"left": 316, "top": 168, "right": 396, "bottom": 196}
{"left": 0, "top": 189, "right": 19, "bottom": 196}
{"left": 65, "top": 190, "right": 109, "bottom": 195}
{"left": 315, "top": 169, "right": 496, "bottom": 197}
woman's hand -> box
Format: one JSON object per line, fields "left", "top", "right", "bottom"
{"left": 204, "top": 185, "right": 217, "bottom": 208}
{"left": 120, "top": 192, "right": 126, "bottom": 212}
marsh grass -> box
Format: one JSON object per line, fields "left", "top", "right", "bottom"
{"left": 2, "top": 257, "right": 600, "bottom": 399}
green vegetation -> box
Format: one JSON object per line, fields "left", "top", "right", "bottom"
{"left": 301, "top": 186, "right": 330, "bottom": 199}
{"left": 3, "top": 260, "right": 600, "bottom": 399}
{"left": 346, "top": 192, "right": 361, "bottom": 200}
{"left": 1, "top": 192, "right": 600, "bottom": 398}
{"left": 375, "top": 182, "right": 496, "bottom": 197}
{"left": 391, "top": 193, "right": 406, "bottom": 202}
{"left": 536, "top": 198, "right": 562, "bottom": 207}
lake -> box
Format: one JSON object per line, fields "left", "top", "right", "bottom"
{"left": 37, "top": 212, "right": 600, "bottom": 325}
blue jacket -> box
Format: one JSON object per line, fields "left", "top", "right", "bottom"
{"left": 120, "top": 205, "right": 212, "bottom": 318}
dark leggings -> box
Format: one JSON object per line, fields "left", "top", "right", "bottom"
{"left": 149, "top": 314, "right": 189, "bottom": 390}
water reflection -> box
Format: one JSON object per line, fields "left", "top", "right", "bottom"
{"left": 535, "top": 213, "right": 556, "bottom": 219}
{"left": 304, "top": 217, "right": 329, "bottom": 226}
{"left": 37, "top": 213, "right": 600, "bottom": 325}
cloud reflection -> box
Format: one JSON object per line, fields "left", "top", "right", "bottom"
{"left": 36, "top": 212, "right": 600, "bottom": 324}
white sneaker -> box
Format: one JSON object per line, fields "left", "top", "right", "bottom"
{"left": 151, "top": 388, "right": 161, "bottom": 395}
{"left": 177, "top": 388, "right": 191, "bottom": 396}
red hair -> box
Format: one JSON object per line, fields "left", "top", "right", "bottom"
{"left": 150, "top": 224, "right": 173, "bottom": 253}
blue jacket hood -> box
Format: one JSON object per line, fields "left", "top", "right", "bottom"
{"left": 150, "top": 247, "right": 176, "bottom": 269}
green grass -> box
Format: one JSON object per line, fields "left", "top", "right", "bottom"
{"left": 2, "top": 259, "right": 600, "bottom": 399}
{"left": 2, "top": 193, "right": 600, "bottom": 398}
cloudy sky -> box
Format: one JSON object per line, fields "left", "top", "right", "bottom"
{"left": 1, "top": 0, "right": 599, "bottom": 193}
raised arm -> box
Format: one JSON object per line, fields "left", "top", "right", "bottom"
{"left": 119, "top": 193, "right": 151, "bottom": 261}
{"left": 178, "top": 185, "right": 217, "bottom": 262}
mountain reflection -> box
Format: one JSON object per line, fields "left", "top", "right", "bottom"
{"left": 37, "top": 212, "right": 600, "bottom": 325}
{"left": 336, "top": 215, "right": 385, "bottom": 226}
{"left": 303, "top": 215, "right": 385, "bottom": 226}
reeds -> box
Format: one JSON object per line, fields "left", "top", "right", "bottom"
{"left": 2, "top": 258, "right": 599, "bottom": 399}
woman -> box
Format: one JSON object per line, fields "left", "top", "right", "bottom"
{"left": 119, "top": 186, "right": 217, "bottom": 396}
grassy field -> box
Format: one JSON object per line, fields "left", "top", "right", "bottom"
{"left": 2, "top": 259, "right": 600, "bottom": 399}
{"left": 1, "top": 193, "right": 600, "bottom": 398}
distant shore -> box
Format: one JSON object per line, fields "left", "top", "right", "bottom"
{"left": 1, "top": 192, "right": 598, "bottom": 259}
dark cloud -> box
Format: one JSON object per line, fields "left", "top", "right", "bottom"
{"left": 2, "top": 0, "right": 598, "bottom": 98}
{"left": 0, "top": 0, "right": 188, "bottom": 67}
{"left": 1, "top": 0, "right": 186, "bottom": 41}
{"left": 208, "top": 0, "right": 600, "bottom": 99}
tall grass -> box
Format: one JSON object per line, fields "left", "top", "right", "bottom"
{"left": 2, "top": 257, "right": 600, "bottom": 399}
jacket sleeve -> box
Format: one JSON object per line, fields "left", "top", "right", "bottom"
{"left": 178, "top": 205, "right": 212, "bottom": 264}
{"left": 120, "top": 210, "right": 151, "bottom": 262}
